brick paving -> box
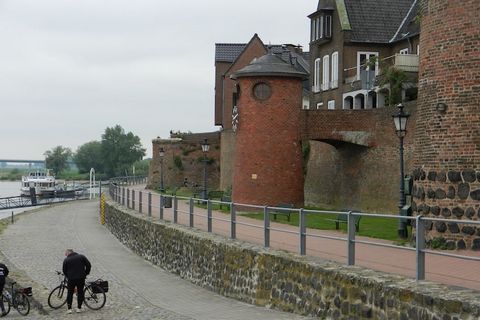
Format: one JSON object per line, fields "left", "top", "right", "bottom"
{"left": 0, "top": 201, "right": 311, "bottom": 319}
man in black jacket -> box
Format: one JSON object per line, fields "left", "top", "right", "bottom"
{"left": 63, "top": 249, "right": 91, "bottom": 314}
{"left": 0, "top": 262, "right": 9, "bottom": 317}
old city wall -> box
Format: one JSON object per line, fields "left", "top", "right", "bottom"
{"left": 105, "top": 200, "right": 480, "bottom": 320}
{"left": 147, "top": 132, "right": 221, "bottom": 192}
{"left": 411, "top": 0, "right": 480, "bottom": 249}
{"left": 302, "top": 102, "right": 416, "bottom": 212}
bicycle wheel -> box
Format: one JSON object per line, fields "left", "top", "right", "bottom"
{"left": 48, "top": 285, "right": 68, "bottom": 309}
{"left": 2, "top": 293, "right": 11, "bottom": 315}
{"left": 83, "top": 284, "right": 106, "bottom": 310}
{"left": 14, "top": 292, "right": 30, "bottom": 316}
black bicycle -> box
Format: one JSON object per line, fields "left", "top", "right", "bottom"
{"left": 48, "top": 271, "right": 107, "bottom": 310}
{"left": 1, "top": 281, "right": 31, "bottom": 316}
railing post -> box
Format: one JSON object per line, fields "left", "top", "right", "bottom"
{"left": 139, "top": 191, "right": 142, "bottom": 213}
{"left": 127, "top": 188, "right": 130, "bottom": 208}
{"left": 132, "top": 190, "right": 136, "bottom": 210}
{"left": 207, "top": 200, "right": 212, "bottom": 232}
{"left": 347, "top": 211, "right": 356, "bottom": 265}
{"left": 189, "top": 198, "right": 194, "bottom": 227}
{"left": 264, "top": 206, "right": 270, "bottom": 248}
{"left": 173, "top": 196, "right": 178, "bottom": 224}
{"left": 299, "top": 208, "right": 306, "bottom": 255}
{"left": 159, "top": 195, "right": 164, "bottom": 220}
{"left": 122, "top": 187, "right": 125, "bottom": 206}
{"left": 416, "top": 215, "right": 426, "bottom": 281}
{"left": 230, "top": 203, "right": 236, "bottom": 239}
{"left": 148, "top": 192, "right": 152, "bottom": 217}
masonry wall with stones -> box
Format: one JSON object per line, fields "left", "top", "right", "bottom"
{"left": 411, "top": 0, "right": 480, "bottom": 249}
{"left": 147, "top": 132, "right": 221, "bottom": 193}
{"left": 105, "top": 200, "right": 480, "bottom": 320}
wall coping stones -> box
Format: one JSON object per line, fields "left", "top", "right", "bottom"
{"left": 105, "top": 200, "right": 480, "bottom": 319}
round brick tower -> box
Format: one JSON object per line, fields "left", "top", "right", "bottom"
{"left": 412, "top": 0, "right": 480, "bottom": 249}
{"left": 230, "top": 53, "right": 307, "bottom": 207}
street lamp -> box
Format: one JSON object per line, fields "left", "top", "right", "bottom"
{"left": 201, "top": 139, "right": 210, "bottom": 200}
{"left": 392, "top": 103, "right": 410, "bottom": 238}
{"left": 159, "top": 147, "right": 165, "bottom": 193}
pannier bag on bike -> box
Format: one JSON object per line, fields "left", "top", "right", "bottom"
{"left": 92, "top": 279, "right": 108, "bottom": 293}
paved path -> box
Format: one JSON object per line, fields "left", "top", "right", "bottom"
{"left": 0, "top": 201, "right": 311, "bottom": 319}
{"left": 126, "top": 186, "right": 480, "bottom": 291}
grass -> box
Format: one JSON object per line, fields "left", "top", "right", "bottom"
{"left": 144, "top": 187, "right": 411, "bottom": 243}
{"left": 241, "top": 210, "right": 412, "bottom": 242}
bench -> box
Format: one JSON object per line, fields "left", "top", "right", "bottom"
{"left": 271, "top": 203, "right": 294, "bottom": 222}
{"left": 208, "top": 190, "right": 224, "bottom": 200}
{"left": 327, "top": 214, "right": 361, "bottom": 232}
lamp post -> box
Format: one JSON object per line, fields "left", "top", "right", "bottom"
{"left": 159, "top": 147, "right": 165, "bottom": 193}
{"left": 392, "top": 103, "right": 410, "bottom": 238}
{"left": 201, "top": 139, "right": 210, "bottom": 200}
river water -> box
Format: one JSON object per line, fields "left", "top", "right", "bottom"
{"left": 0, "top": 181, "right": 41, "bottom": 219}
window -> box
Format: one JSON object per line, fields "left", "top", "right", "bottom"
{"left": 325, "top": 15, "right": 332, "bottom": 38}
{"left": 319, "top": 16, "right": 323, "bottom": 39}
{"left": 316, "top": 102, "right": 323, "bottom": 109}
{"left": 417, "top": 45, "right": 420, "bottom": 55}
{"left": 322, "top": 55, "right": 330, "bottom": 90}
{"left": 314, "top": 58, "right": 321, "bottom": 92}
{"left": 399, "top": 48, "right": 409, "bottom": 55}
{"left": 328, "top": 100, "right": 335, "bottom": 110}
{"left": 253, "top": 82, "right": 271, "bottom": 100}
{"left": 311, "top": 19, "right": 316, "bottom": 41}
{"left": 357, "top": 52, "right": 378, "bottom": 80}
{"left": 331, "top": 52, "right": 338, "bottom": 88}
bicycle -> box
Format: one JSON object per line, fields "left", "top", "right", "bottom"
{"left": 1, "top": 281, "right": 31, "bottom": 316}
{"left": 48, "top": 271, "right": 107, "bottom": 310}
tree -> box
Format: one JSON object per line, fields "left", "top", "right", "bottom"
{"left": 74, "top": 141, "right": 104, "bottom": 173}
{"left": 101, "top": 125, "right": 146, "bottom": 177}
{"left": 44, "top": 146, "right": 72, "bottom": 176}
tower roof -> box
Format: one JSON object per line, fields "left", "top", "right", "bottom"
{"left": 230, "top": 52, "right": 308, "bottom": 80}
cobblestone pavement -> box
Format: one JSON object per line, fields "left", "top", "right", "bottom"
{"left": 0, "top": 201, "right": 312, "bottom": 319}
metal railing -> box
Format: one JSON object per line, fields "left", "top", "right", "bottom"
{"left": 108, "top": 183, "right": 480, "bottom": 283}
{"left": 110, "top": 175, "right": 147, "bottom": 186}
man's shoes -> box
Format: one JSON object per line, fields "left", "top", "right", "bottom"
{"left": 66, "top": 309, "right": 73, "bottom": 314}
{"left": 76, "top": 308, "right": 83, "bottom": 313}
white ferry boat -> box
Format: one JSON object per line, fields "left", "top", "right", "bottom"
{"left": 20, "top": 170, "right": 56, "bottom": 197}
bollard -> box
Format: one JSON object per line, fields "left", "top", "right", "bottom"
{"left": 189, "top": 198, "right": 194, "bottom": 227}
{"left": 416, "top": 215, "right": 426, "bottom": 280}
{"left": 173, "top": 196, "right": 178, "bottom": 224}
{"left": 160, "top": 195, "right": 164, "bottom": 220}
{"left": 230, "top": 203, "right": 236, "bottom": 239}
{"left": 347, "top": 211, "right": 356, "bottom": 265}
{"left": 148, "top": 192, "right": 152, "bottom": 217}
{"left": 11, "top": 211, "right": 14, "bottom": 224}
{"left": 207, "top": 200, "right": 212, "bottom": 233}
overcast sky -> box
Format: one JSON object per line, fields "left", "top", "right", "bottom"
{"left": 0, "top": 0, "right": 314, "bottom": 160}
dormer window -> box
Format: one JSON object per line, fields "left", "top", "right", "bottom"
{"left": 310, "top": 13, "right": 332, "bottom": 42}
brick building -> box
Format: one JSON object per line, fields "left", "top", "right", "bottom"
{"left": 309, "top": 0, "right": 420, "bottom": 110}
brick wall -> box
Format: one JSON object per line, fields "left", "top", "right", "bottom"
{"left": 412, "top": 0, "right": 480, "bottom": 249}
{"left": 232, "top": 76, "right": 304, "bottom": 207}
{"left": 303, "top": 103, "right": 417, "bottom": 212}
{"left": 148, "top": 132, "right": 221, "bottom": 192}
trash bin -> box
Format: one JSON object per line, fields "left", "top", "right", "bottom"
{"left": 163, "top": 196, "right": 172, "bottom": 208}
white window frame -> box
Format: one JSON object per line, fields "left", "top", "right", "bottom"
{"left": 322, "top": 55, "right": 330, "bottom": 90}
{"left": 357, "top": 51, "right": 379, "bottom": 80}
{"left": 417, "top": 45, "right": 420, "bottom": 55}
{"left": 325, "top": 15, "right": 332, "bottom": 37}
{"left": 311, "top": 19, "right": 316, "bottom": 41}
{"left": 331, "top": 51, "right": 339, "bottom": 88}
{"left": 399, "top": 48, "right": 409, "bottom": 55}
{"left": 327, "top": 100, "right": 335, "bottom": 110}
{"left": 313, "top": 58, "right": 321, "bottom": 92}
{"left": 316, "top": 102, "right": 324, "bottom": 109}
{"left": 319, "top": 16, "right": 324, "bottom": 39}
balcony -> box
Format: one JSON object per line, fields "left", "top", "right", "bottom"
{"left": 390, "top": 53, "right": 419, "bottom": 72}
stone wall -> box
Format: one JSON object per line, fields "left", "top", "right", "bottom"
{"left": 105, "top": 200, "right": 480, "bottom": 319}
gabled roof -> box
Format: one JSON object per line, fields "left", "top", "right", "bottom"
{"left": 215, "top": 43, "right": 247, "bottom": 62}
{"left": 390, "top": 0, "right": 420, "bottom": 42}
{"left": 344, "top": 0, "right": 416, "bottom": 43}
